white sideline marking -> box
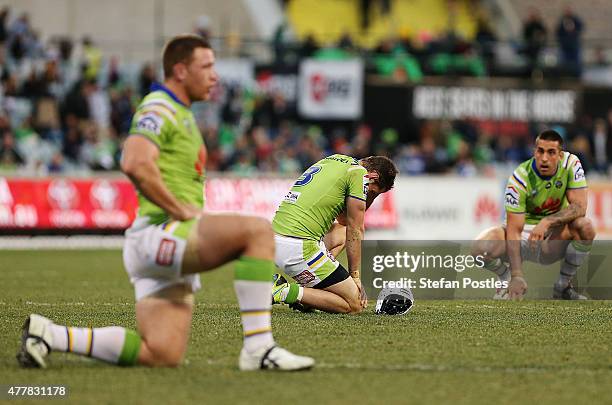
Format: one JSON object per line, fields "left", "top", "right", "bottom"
{"left": 0, "top": 236, "right": 124, "bottom": 250}
{"left": 317, "top": 362, "right": 607, "bottom": 375}
{"left": 23, "top": 301, "right": 132, "bottom": 306}
{"left": 193, "top": 359, "right": 607, "bottom": 374}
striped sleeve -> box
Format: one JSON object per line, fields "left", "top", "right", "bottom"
{"left": 566, "top": 153, "right": 587, "bottom": 189}
{"left": 346, "top": 165, "right": 368, "bottom": 202}
{"left": 129, "top": 97, "right": 177, "bottom": 146}
{"left": 504, "top": 169, "right": 527, "bottom": 213}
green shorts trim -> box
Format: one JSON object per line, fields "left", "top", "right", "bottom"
{"left": 302, "top": 239, "right": 340, "bottom": 283}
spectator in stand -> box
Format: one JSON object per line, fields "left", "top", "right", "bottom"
{"left": 62, "top": 79, "right": 92, "bottom": 122}
{"left": 47, "top": 151, "right": 65, "bottom": 173}
{"left": 81, "top": 36, "right": 102, "bottom": 81}
{"left": 107, "top": 56, "right": 121, "bottom": 87}
{"left": 300, "top": 34, "right": 319, "bottom": 59}
{"left": 474, "top": 13, "right": 496, "bottom": 68}
{"left": 62, "top": 114, "right": 83, "bottom": 164}
{"left": 352, "top": 124, "right": 372, "bottom": 158}
{"left": 522, "top": 8, "right": 547, "bottom": 74}
{"left": 272, "top": 20, "right": 289, "bottom": 65}
{"left": 556, "top": 6, "right": 583, "bottom": 76}
{"left": 0, "top": 7, "right": 9, "bottom": 44}
{"left": 0, "top": 131, "right": 24, "bottom": 168}
{"left": 7, "top": 13, "right": 31, "bottom": 61}
{"left": 194, "top": 15, "right": 212, "bottom": 42}
{"left": 109, "top": 86, "right": 134, "bottom": 137}
{"left": 230, "top": 150, "right": 256, "bottom": 175}
{"left": 338, "top": 31, "right": 356, "bottom": 52}
{"left": 570, "top": 134, "right": 592, "bottom": 173}
{"left": 139, "top": 63, "right": 155, "bottom": 97}
{"left": 360, "top": 0, "right": 372, "bottom": 31}
{"left": 591, "top": 116, "right": 611, "bottom": 174}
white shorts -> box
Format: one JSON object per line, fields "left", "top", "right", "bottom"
{"left": 519, "top": 224, "right": 566, "bottom": 263}
{"left": 123, "top": 218, "right": 201, "bottom": 301}
{"left": 274, "top": 234, "right": 340, "bottom": 288}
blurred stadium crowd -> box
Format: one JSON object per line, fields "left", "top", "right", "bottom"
{"left": 0, "top": 3, "right": 610, "bottom": 178}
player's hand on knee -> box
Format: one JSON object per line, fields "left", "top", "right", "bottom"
{"left": 172, "top": 204, "right": 202, "bottom": 221}
{"left": 529, "top": 219, "right": 550, "bottom": 247}
{"left": 353, "top": 277, "right": 368, "bottom": 309}
{"left": 508, "top": 276, "right": 528, "bottom": 301}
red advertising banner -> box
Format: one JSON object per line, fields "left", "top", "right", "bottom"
{"left": 204, "top": 178, "right": 397, "bottom": 229}
{"left": 0, "top": 177, "right": 138, "bottom": 229}
{"left": 588, "top": 182, "right": 612, "bottom": 238}
{"left": 0, "top": 177, "right": 397, "bottom": 230}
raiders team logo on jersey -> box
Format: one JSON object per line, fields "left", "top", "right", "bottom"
{"left": 136, "top": 112, "right": 163, "bottom": 136}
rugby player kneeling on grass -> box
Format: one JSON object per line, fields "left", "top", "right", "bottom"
{"left": 17, "top": 34, "right": 314, "bottom": 371}
{"left": 272, "top": 154, "right": 398, "bottom": 313}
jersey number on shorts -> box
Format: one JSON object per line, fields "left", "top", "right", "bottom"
{"left": 294, "top": 165, "right": 321, "bottom": 187}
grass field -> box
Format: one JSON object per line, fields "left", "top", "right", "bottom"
{"left": 1, "top": 249, "right": 612, "bottom": 404}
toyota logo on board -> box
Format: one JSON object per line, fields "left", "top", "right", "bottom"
{"left": 47, "top": 179, "right": 79, "bottom": 210}
{"left": 90, "top": 180, "right": 119, "bottom": 211}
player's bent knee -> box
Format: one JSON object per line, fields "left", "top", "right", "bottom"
{"left": 573, "top": 217, "right": 596, "bottom": 240}
{"left": 348, "top": 303, "right": 363, "bottom": 314}
{"left": 345, "top": 294, "right": 363, "bottom": 314}
{"left": 471, "top": 239, "right": 504, "bottom": 259}
{"left": 141, "top": 341, "right": 185, "bottom": 367}
{"left": 247, "top": 217, "right": 274, "bottom": 240}
{"left": 470, "top": 241, "right": 486, "bottom": 258}
{"left": 569, "top": 217, "right": 595, "bottom": 240}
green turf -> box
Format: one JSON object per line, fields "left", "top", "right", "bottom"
{"left": 1, "top": 250, "right": 611, "bottom": 404}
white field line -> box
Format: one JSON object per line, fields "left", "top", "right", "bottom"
{"left": 0, "top": 301, "right": 132, "bottom": 306}
{"left": 315, "top": 362, "right": 610, "bottom": 375}
{"left": 191, "top": 359, "right": 610, "bottom": 375}
{"left": 0, "top": 236, "right": 124, "bottom": 250}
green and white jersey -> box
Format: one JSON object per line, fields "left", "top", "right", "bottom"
{"left": 273, "top": 154, "right": 368, "bottom": 241}
{"left": 504, "top": 152, "right": 587, "bottom": 225}
{"left": 128, "top": 83, "right": 206, "bottom": 225}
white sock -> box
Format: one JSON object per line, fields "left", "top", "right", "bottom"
{"left": 49, "top": 324, "right": 140, "bottom": 365}
{"left": 485, "top": 258, "right": 510, "bottom": 281}
{"left": 234, "top": 280, "right": 275, "bottom": 352}
{"left": 556, "top": 241, "right": 592, "bottom": 289}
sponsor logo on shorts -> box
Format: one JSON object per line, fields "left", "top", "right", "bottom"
{"left": 294, "top": 270, "right": 315, "bottom": 285}
{"left": 156, "top": 238, "right": 176, "bottom": 266}
{"left": 283, "top": 191, "right": 301, "bottom": 204}
{"left": 136, "top": 112, "right": 163, "bottom": 136}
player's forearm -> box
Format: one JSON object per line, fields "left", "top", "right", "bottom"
{"left": 123, "top": 161, "right": 185, "bottom": 219}
{"left": 345, "top": 225, "right": 364, "bottom": 278}
{"left": 543, "top": 203, "right": 586, "bottom": 228}
{"left": 506, "top": 229, "right": 523, "bottom": 277}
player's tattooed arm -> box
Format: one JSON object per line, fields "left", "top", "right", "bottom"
{"left": 543, "top": 188, "right": 588, "bottom": 228}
